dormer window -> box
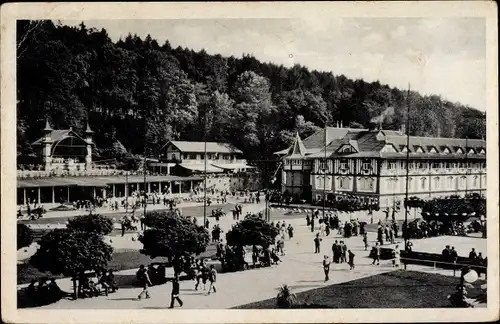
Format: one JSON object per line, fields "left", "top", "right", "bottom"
{"left": 382, "top": 144, "right": 397, "bottom": 153}
{"left": 342, "top": 146, "right": 351, "bottom": 153}
{"left": 429, "top": 146, "right": 438, "bottom": 153}
{"left": 442, "top": 147, "right": 451, "bottom": 154}
{"left": 401, "top": 146, "right": 409, "bottom": 153}
{"left": 415, "top": 146, "right": 424, "bottom": 153}
{"left": 456, "top": 147, "right": 464, "bottom": 154}
{"left": 479, "top": 148, "right": 486, "bottom": 154}
{"left": 467, "top": 148, "right": 476, "bottom": 154}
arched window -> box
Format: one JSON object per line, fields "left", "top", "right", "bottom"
{"left": 447, "top": 176, "right": 453, "bottom": 189}
{"left": 420, "top": 177, "right": 427, "bottom": 190}
{"left": 338, "top": 177, "right": 351, "bottom": 190}
{"left": 359, "top": 177, "right": 374, "bottom": 191}
{"left": 405, "top": 177, "right": 413, "bottom": 192}
{"left": 455, "top": 177, "right": 459, "bottom": 190}
{"left": 317, "top": 176, "right": 324, "bottom": 189}
{"left": 434, "top": 177, "right": 440, "bottom": 190}
{"left": 473, "top": 176, "right": 478, "bottom": 188}
{"left": 460, "top": 176, "right": 467, "bottom": 189}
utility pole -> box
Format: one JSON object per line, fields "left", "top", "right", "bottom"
{"left": 323, "top": 125, "right": 327, "bottom": 221}
{"left": 203, "top": 107, "right": 208, "bottom": 228}
{"left": 143, "top": 112, "right": 148, "bottom": 218}
{"left": 465, "top": 136, "right": 469, "bottom": 197}
{"left": 404, "top": 84, "right": 411, "bottom": 257}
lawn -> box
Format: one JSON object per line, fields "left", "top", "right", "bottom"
{"left": 18, "top": 244, "right": 217, "bottom": 285}
{"left": 235, "top": 270, "right": 486, "bottom": 309}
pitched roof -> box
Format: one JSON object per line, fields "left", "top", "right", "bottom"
{"left": 384, "top": 135, "right": 485, "bottom": 150}
{"left": 32, "top": 129, "right": 88, "bottom": 146}
{"left": 275, "top": 127, "right": 486, "bottom": 158}
{"left": 167, "top": 141, "right": 243, "bottom": 154}
{"left": 302, "top": 127, "right": 366, "bottom": 149}
{"left": 288, "top": 132, "right": 307, "bottom": 156}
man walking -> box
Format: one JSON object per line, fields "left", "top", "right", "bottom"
{"left": 137, "top": 265, "right": 152, "bottom": 300}
{"left": 314, "top": 233, "right": 322, "bottom": 253}
{"left": 169, "top": 275, "right": 183, "bottom": 308}
{"left": 348, "top": 250, "right": 355, "bottom": 270}
{"left": 323, "top": 255, "right": 331, "bottom": 281}
{"left": 206, "top": 265, "right": 217, "bottom": 295}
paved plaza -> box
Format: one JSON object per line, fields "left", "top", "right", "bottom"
{"left": 17, "top": 200, "right": 487, "bottom": 309}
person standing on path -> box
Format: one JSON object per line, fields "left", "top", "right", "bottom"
{"left": 310, "top": 216, "right": 315, "bottom": 233}
{"left": 392, "top": 245, "right": 401, "bottom": 267}
{"left": 137, "top": 265, "right": 152, "bottom": 300}
{"left": 206, "top": 265, "right": 217, "bottom": 295}
{"left": 363, "top": 233, "right": 368, "bottom": 251}
{"left": 372, "top": 242, "right": 380, "bottom": 266}
{"left": 314, "top": 233, "right": 322, "bottom": 253}
{"left": 332, "top": 240, "right": 338, "bottom": 263}
{"left": 340, "top": 241, "right": 347, "bottom": 263}
{"left": 323, "top": 255, "right": 331, "bottom": 281}
{"left": 287, "top": 224, "right": 294, "bottom": 239}
{"left": 169, "top": 275, "right": 183, "bottom": 308}
{"left": 348, "top": 250, "right": 355, "bottom": 270}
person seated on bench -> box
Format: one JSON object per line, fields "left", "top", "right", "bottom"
{"left": 47, "top": 278, "right": 64, "bottom": 302}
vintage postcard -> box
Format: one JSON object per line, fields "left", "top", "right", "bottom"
{"left": 1, "top": 1, "right": 498, "bottom": 323}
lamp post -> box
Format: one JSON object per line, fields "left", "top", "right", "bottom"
{"left": 125, "top": 171, "right": 129, "bottom": 213}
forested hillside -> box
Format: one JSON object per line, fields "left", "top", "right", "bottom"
{"left": 16, "top": 21, "right": 486, "bottom": 162}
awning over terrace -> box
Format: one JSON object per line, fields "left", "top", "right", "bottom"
{"left": 178, "top": 163, "right": 224, "bottom": 173}
{"left": 211, "top": 163, "right": 255, "bottom": 170}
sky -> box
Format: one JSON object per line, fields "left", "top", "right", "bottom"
{"left": 61, "top": 18, "right": 486, "bottom": 111}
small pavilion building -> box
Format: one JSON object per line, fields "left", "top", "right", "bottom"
{"left": 31, "top": 120, "right": 95, "bottom": 172}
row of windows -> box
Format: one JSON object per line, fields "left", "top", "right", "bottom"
{"left": 171, "top": 153, "right": 237, "bottom": 160}
{"left": 386, "top": 161, "right": 486, "bottom": 170}
{"left": 385, "top": 175, "right": 485, "bottom": 192}
{"left": 316, "top": 176, "right": 374, "bottom": 191}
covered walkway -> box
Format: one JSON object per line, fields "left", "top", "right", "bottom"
{"left": 17, "top": 175, "right": 203, "bottom": 205}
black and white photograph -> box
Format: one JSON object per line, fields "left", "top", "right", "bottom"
{"left": 1, "top": 2, "right": 498, "bottom": 323}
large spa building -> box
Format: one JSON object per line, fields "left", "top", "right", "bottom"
{"left": 275, "top": 126, "right": 486, "bottom": 208}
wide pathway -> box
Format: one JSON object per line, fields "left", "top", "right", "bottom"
{"left": 30, "top": 205, "right": 398, "bottom": 309}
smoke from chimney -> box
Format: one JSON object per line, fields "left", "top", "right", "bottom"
{"left": 370, "top": 106, "right": 395, "bottom": 129}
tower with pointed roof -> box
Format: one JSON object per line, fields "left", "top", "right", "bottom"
{"left": 288, "top": 132, "right": 307, "bottom": 156}
{"left": 42, "top": 119, "right": 53, "bottom": 170}
{"left": 84, "top": 122, "right": 94, "bottom": 170}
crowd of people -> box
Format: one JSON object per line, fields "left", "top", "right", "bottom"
{"left": 402, "top": 219, "right": 467, "bottom": 239}
{"left": 441, "top": 246, "right": 487, "bottom": 277}
{"left": 25, "top": 278, "right": 64, "bottom": 307}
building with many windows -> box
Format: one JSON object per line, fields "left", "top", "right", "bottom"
{"left": 275, "top": 126, "right": 486, "bottom": 208}
{"left": 150, "top": 141, "right": 259, "bottom": 192}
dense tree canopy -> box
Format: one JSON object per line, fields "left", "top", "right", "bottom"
{"left": 225, "top": 214, "right": 279, "bottom": 248}
{"left": 17, "top": 223, "right": 34, "bottom": 250}
{"left": 139, "top": 210, "right": 210, "bottom": 260}
{"left": 30, "top": 229, "right": 113, "bottom": 277}
{"left": 421, "top": 194, "right": 486, "bottom": 221}
{"left": 17, "top": 20, "right": 486, "bottom": 165}
{"left": 66, "top": 213, "right": 114, "bottom": 235}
